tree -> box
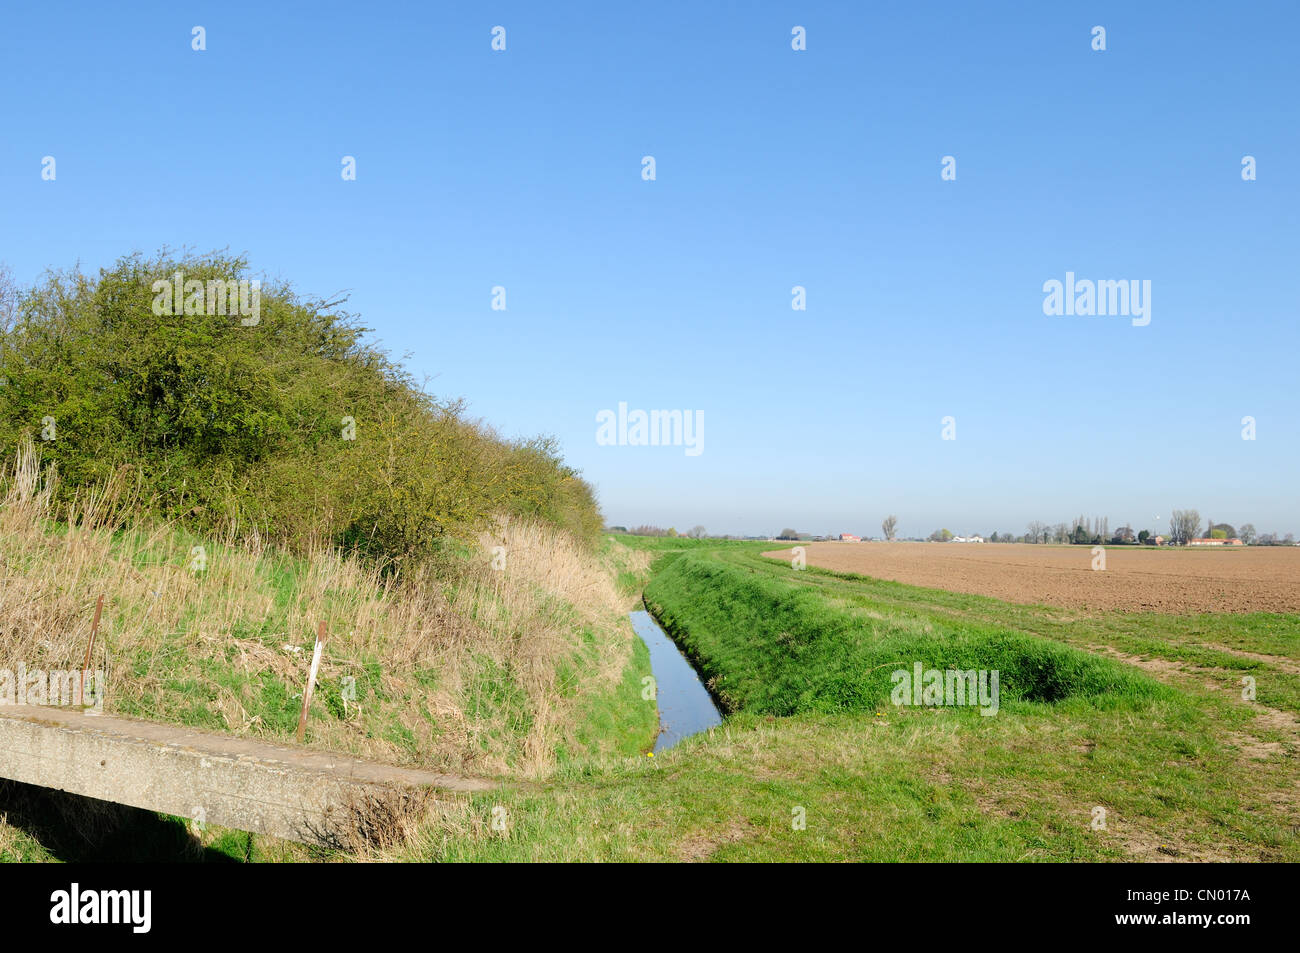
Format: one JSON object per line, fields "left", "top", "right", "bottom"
{"left": 0, "top": 263, "right": 18, "bottom": 336}
{"left": 686, "top": 525, "right": 707, "bottom": 539}
{"left": 1240, "top": 523, "right": 1257, "bottom": 545}
{"left": 1169, "top": 509, "right": 1201, "bottom": 545}
{"left": 1026, "top": 521, "right": 1046, "bottom": 543}
{"left": 928, "top": 528, "right": 953, "bottom": 542}
{"left": 1138, "top": 529, "right": 1150, "bottom": 544}
{"left": 0, "top": 250, "right": 608, "bottom": 559}
{"left": 882, "top": 515, "right": 898, "bottom": 541}
{"left": 777, "top": 528, "right": 800, "bottom": 540}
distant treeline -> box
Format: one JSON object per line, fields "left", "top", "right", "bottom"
{"left": 610, "top": 525, "right": 709, "bottom": 539}
{"left": 0, "top": 251, "right": 602, "bottom": 563}
{"left": 612, "top": 516, "right": 1294, "bottom": 547}
{"left": 1019, "top": 512, "right": 1291, "bottom": 546}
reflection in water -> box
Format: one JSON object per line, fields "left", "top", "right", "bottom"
{"left": 629, "top": 610, "right": 724, "bottom": 753}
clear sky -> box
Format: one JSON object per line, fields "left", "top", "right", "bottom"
{"left": 2, "top": 2, "right": 1296, "bottom": 538}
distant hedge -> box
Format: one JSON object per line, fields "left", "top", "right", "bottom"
{"left": 0, "top": 251, "right": 601, "bottom": 561}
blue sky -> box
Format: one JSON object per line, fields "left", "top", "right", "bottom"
{"left": 2, "top": 2, "right": 1296, "bottom": 538}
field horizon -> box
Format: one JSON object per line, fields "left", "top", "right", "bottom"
{"left": 762, "top": 540, "right": 1300, "bottom": 614}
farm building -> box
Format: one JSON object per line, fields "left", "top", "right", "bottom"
{"left": 951, "top": 535, "right": 985, "bottom": 543}
{"left": 839, "top": 533, "right": 861, "bottom": 542}
{"left": 1188, "top": 538, "right": 1244, "bottom": 546}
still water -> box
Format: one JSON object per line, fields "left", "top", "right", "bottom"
{"left": 629, "top": 609, "right": 724, "bottom": 753}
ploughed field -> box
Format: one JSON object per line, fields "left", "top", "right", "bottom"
{"left": 762, "top": 542, "right": 1300, "bottom": 613}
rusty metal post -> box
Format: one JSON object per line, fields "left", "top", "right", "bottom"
{"left": 79, "top": 594, "right": 104, "bottom": 708}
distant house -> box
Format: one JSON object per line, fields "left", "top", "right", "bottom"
{"left": 1148, "top": 535, "right": 1165, "bottom": 546}
{"left": 951, "top": 535, "right": 985, "bottom": 543}
{"left": 1188, "top": 537, "right": 1243, "bottom": 546}
{"left": 839, "top": 533, "right": 861, "bottom": 542}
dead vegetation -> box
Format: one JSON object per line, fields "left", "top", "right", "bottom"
{"left": 0, "top": 440, "right": 639, "bottom": 781}
{"left": 309, "top": 785, "right": 438, "bottom": 854}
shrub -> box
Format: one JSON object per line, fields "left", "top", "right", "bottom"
{"left": 0, "top": 250, "right": 600, "bottom": 561}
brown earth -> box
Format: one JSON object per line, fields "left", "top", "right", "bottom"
{"left": 761, "top": 542, "right": 1300, "bottom": 613}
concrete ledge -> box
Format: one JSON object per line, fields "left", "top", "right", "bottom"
{"left": 0, "top": 705, "right": 495, "bottom": 845}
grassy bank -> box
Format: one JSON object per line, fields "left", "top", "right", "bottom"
{"left": 0, "top": 457, "right": 657, "bottom": 861}
{"left": 5, "top": 532, "right": 1297, "bottom": 862}
{"left": 396, "top": 541, "right": 1299, "bottom": 861}
{"left": 643, "top": 548, "right": 1165, "bottom": 715}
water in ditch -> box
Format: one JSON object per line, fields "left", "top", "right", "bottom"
{"left": 629, "top": 609, "right": 724, "bottom": 753}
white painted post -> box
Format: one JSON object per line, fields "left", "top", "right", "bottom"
{"left": 296, "top": 621, "right": 328, "bottom": 743}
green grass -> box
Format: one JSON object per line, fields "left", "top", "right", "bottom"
{"left": 558, "top": 626, "right": 658, "bottom": 762}
{"left": 0, "top": 517, "right": 659, "bottom": 862}
{"left": 643, "top": 549, "right": 1167, "bottom": 715}
{"left": 9, "top": 534, "right": 1297, "bottom": 862}
{"left": 393, "top": 540, "right": 1299, "bottom": 861}
{"left": 104, "top": 521, "right": 654, "bottom": 769}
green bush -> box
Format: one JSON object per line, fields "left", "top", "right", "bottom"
{"left": 0, "top": 250, "right": 601, "bottom": 561}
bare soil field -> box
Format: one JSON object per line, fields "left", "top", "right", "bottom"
{"left": 761, "top": 542, "right": 1300, "bottom": 613}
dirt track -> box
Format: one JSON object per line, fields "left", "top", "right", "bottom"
{"left": 761, "top": 542, "right": 1300, "bottom": 614}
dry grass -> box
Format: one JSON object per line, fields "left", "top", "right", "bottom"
{"left": 0, "top": 440, "right": 637, "bottom": 780}
{"left": 308, "top": 786, "right": 437, "bottom": 854}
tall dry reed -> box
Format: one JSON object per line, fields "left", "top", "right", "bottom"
{"left": 0, "top": 440, "right": 637, "bottom": 779}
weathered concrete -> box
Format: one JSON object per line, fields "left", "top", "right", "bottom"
{"left": 0, "top": 704, "right": 495, "bottom": 845}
